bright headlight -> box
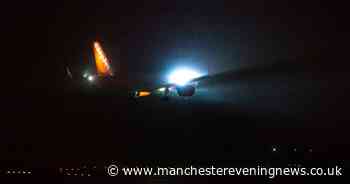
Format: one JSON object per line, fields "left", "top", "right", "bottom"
{"left": 167, "top": 68, "right": 202, "bottom": 86}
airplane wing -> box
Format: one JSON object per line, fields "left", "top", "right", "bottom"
{"left": 133, "top": 75, "right": 210, "bottom": 98}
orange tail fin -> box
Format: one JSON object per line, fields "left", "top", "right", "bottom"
{"left": 93, "top": 41, "right": 114, "bottom": 77}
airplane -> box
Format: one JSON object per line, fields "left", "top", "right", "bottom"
{"left": 66, "top": 40, "right": 312, "bottom": 103}
{"left": 65, "top": 40, "right": 208, "bottom": 99}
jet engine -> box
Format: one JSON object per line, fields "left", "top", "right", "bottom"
{"left": 176, "top": 85, "right": 196, "bottom": 97}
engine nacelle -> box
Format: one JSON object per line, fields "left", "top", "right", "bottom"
{"left": 176, "top": 85, "right": 196, "bottom": 97}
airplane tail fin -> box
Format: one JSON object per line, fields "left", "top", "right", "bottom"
{"left": 93, "top": 41, "right": 114, "bottom": 77}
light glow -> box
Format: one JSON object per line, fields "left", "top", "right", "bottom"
{"left": 158, "top": 87, "right": 166, "bottom": 92}
{"left": 138, "top": 91, "right": 151, "bottom": 97}
{"left": 83, "top": 73, "right": 88, "bottom": 78}
{"left": 167, "top": 68, "right": 202, "bottom": 86}
{"left": 88, "top": 75, "right": 95, "bottom": 82}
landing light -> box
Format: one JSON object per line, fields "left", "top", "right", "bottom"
{"left": 167, "top": 68, "right": 202, "bottom": 86}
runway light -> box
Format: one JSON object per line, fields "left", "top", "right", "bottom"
{"left": 168, "top": 68, "right": 202, "bottom": 86}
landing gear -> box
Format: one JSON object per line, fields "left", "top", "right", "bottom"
{"left": 161, "top": 87, "right": 170, "bottom": 101}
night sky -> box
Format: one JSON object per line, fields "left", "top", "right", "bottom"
{"left": 0, "top": 0, "right": 350, "bottom": 175}
{"left": 1, "top": 1, "right": 348, "bottom": 92}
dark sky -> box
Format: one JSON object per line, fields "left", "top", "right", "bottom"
{"left": 2, "top": 0, "right": 348, "bottom": 93}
